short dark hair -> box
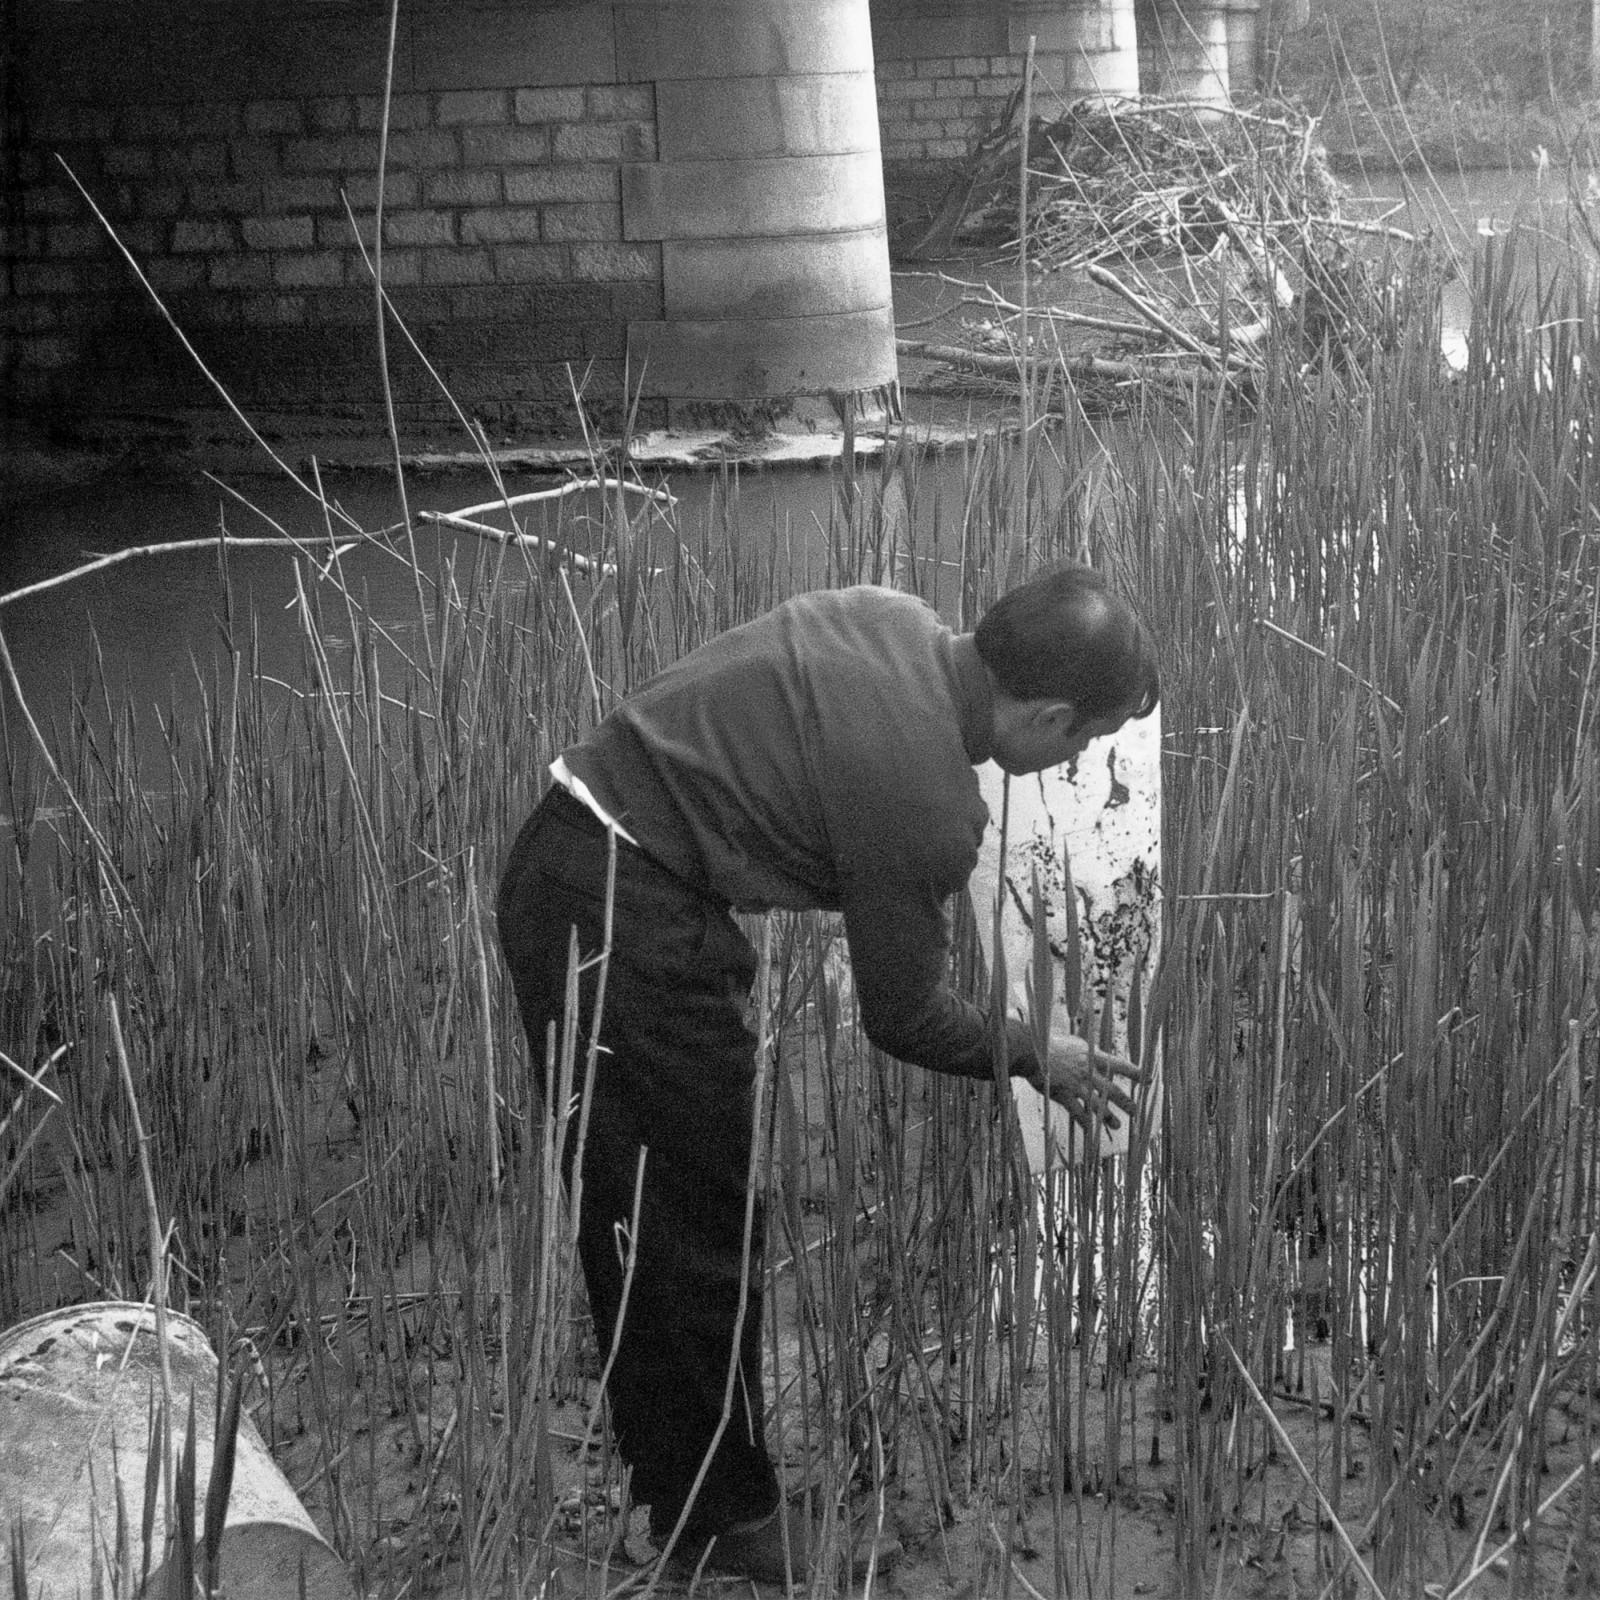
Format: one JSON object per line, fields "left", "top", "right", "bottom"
{"left": 974, "top": 565, "right": 1159, "bottom": 721}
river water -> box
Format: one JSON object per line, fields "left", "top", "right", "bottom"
{"left": 1343, "top": 165, "right": 1596, "bottom": 362}
{"left": 0, "top": 460, "right": 922, "bottom": 757}
{"left": 0, "top": 164, "right": 1572, "bottom": 807}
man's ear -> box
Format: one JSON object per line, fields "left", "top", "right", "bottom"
{"left": 1035, "top": 699, "right": 1078, "bottom": 735}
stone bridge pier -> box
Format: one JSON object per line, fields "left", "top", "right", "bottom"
{"left": 2, "top": 0, "right": 1263, "bottom": 449}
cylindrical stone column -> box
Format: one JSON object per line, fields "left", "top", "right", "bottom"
{"left": 1146, "top": 2, "right": 1233, "bottom": 105}
{"left": 618, "top": 0, "right": 896, "bottom": 411}
{"left": 1224, "top": 0, "right": 1261, "bottom": 97}
{"left": 1013, "top": 0, "right": 1141, "bottom": 103}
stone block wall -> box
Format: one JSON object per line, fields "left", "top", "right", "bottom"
{"left": 871, "top": 0, "right": 1144, "bottom": 240}
{"left": 873, "top": 2, "right": 1259, "bottom": 197}
{"left": 874, "top": 43, "right": 1027, "bottom": 166}
{"left": 873, "top": 9, "right": 1040, "bottom": 169}
{"left": 4, "top": 1, "right": 666, "bottom": 449}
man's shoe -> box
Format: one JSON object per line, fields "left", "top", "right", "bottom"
{"left": 665, "top": 1502, "right": 808, "bottom": 1584}
{"left": 659, "top": 1500, "right": 901, "bottom": 1586}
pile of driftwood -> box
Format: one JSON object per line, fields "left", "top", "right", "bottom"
{"left": 898, "top": 98, "right": 1440, "bottom": 411}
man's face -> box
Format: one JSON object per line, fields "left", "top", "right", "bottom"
{"left": 993, "top": 702, "right": 1133, "bottom": 776}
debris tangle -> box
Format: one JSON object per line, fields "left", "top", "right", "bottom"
{"left": 900, "top": 97, "right": 1451, "bottom": 411}
{"left": 954, "top": 97, "right": 1338, "bottom": 266}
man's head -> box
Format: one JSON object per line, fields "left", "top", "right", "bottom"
{"left": 974, "top": 565, "right": 1159, "bottom": 776}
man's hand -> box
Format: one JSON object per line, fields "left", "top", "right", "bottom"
{"left": 1022, "top": 1034, "right": 1145, "bottom": 1139}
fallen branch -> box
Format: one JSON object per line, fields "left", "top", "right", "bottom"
{"left": 1033, "top": 306, "right": 1169, "bottom": 341}
{"left": 905, "top": 273, "right": 1174, "bottom": 343}
{"left": 0, "top": 534, "right": 361, "bottom": 609}
{"left": 895, "top": 337, "right": 1209, "bottom": 391}
{"left": 1326, "top": 214, "right": 1419, "bottom": 245}
{"left": 1085, "top": 264, "right": 1225, "bottom": 369}
{"left": 446, "top": 478, "right": 675, "bottom": 520}
{"left": 416, "top": 510, "right": 607, "bottom": 575}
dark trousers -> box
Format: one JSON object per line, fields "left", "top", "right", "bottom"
{"left": 496, "top": 785, "right": 779, "bottom": 1537}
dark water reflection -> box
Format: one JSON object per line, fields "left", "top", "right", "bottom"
{"left": 0, "top": 450, "right": 995, "bottom": 815}
{"left": 1, "top": 465, "right": 814, "bottom": 675}
{"left": 2, "top": 169, "right": 1577, "bottom": 812}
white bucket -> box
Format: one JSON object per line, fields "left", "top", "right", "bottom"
{"left": 0, "top": 1301, "right": 351, "bottom": 1599}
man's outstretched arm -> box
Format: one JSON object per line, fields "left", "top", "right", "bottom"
{"left": 841, "top": 877, "right": 1037, "bottom": 1079}
{"left": 842, "top": 879, "right": 1144, "bottom": 1138}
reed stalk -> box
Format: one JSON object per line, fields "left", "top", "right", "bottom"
{"left": 5, "top": 178, "right": 1599, "bottom": 1600}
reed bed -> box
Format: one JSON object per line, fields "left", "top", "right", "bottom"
{"left": 1125, "top": 231, "right": 1600, "bottom": 1597}
{"left": 2, "top": 225, "right": 1599, "bottom": 1598}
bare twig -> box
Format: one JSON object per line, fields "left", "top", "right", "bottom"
{"left": 0, "top": 1045, "right": 67, "bottom": 1205}
{"left": 0, "top": 535, "right": 359, "bottom": 609}
{"left": 1446, "top": 1435, "right": 1600, "bottom": 1598}
{"left": 1255, "top": 615, "right": 1405, "bottom": 715}
{"left": 55, "top": 159, "right": 347, "bottom": 512}
{"left": 1223, "top": 1337, "right": 1389, "bottom": 1600}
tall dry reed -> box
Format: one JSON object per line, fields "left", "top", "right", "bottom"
{"left": 1127, "top": 229, "right": 1600, "bottom": 1597}
{"left": 3, "top": 215, "right": 1598, "bottom": 1599}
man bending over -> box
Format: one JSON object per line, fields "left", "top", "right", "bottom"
{"left": 496, "top": 564, "right": 1157, "bottom": 1583}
